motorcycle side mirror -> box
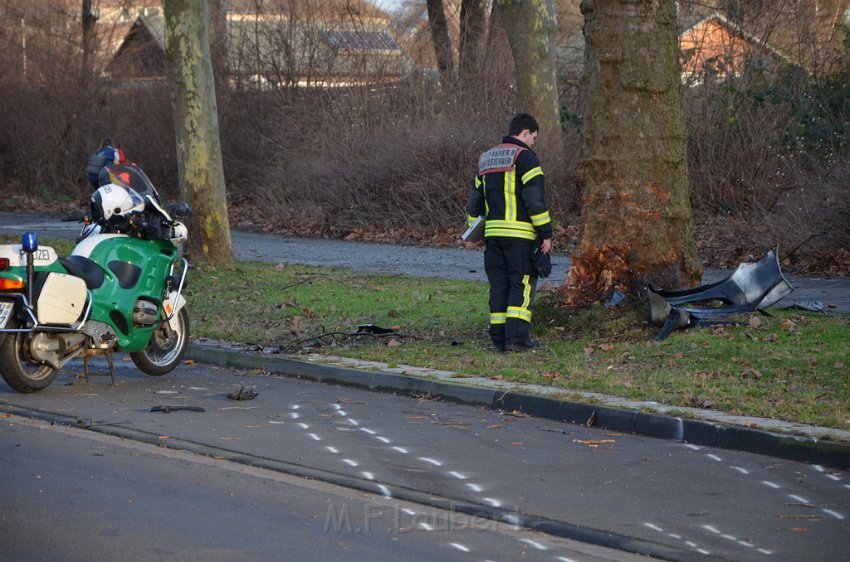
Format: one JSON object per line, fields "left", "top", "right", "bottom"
{"left": 22, "top": 232, "right": 38, "bottom": 252}
{"left": 169, "top": 203, "right": 190, "bottom": 218}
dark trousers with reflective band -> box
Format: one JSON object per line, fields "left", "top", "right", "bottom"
{"left": 484, "top": 237, "right": 537, "bottom": 347}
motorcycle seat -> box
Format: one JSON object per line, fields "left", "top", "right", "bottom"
{"left": 60, "top": 255, "right": 105, "bottom": 290}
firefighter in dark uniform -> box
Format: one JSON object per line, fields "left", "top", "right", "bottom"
{"left": 466, "top": 113, "right": 553, "bottom": 352}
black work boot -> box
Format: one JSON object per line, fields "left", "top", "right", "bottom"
{"left": 505, "top": 338, "right": 539, "bottom": 352}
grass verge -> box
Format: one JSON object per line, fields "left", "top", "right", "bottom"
{"left": 187, "top": 261, "right": 850, "bottom": 432}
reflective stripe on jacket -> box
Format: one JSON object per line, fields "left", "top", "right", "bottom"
{"left": 466, "top": 137, "right": 552, "bottom": 241}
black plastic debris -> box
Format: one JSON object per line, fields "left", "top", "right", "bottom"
{"left": 150, "top": 405, "right": 206, "bottom": 413}
{"left": 648, "top": 247, "right": 794, "bottom": 340}
{"left": 777, "top": 300, "right": 826, "bottom": 313}
{"left": 356, "top": 324, "right": 396, "bottom": 335}
{"left": 227, "top": 386, "right": 258, "bottom": 401}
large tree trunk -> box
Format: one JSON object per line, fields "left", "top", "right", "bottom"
{"left": 80, "top": 0, "right": 97, "bottom": 82}
{"left": 458, "top": 0, "right": 486, "bottom": 80}
{"left": 563, "top": 0, "right": 701, "bottom": 305}
{"left": 163, "top": 0, "right": 233, "bottom": 265}
{"left": 426, "top": 0, "right": 455, "bottom": 85}
{"left": 493, "top": 0, "right": 563, "bottom": 157}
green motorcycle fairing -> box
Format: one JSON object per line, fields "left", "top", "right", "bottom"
{"left": 72, "top": 233, "right": 178, "bottom": 352}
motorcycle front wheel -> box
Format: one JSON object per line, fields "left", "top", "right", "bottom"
{"left": 131, "top": 308, "right": 190, "bottom": 376}
{"left": 0, "top": 321, "right": 58, "bottom": 393}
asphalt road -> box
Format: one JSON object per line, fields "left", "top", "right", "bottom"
{"left": 1, "top": 211, "right": 848, "bottom": 312}
{"left": 2, "top": 360, "right": 848, "bottom": 561}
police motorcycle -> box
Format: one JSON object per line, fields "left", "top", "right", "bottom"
{"left": 0, "top": 182, "right": 190, "bottom": 393}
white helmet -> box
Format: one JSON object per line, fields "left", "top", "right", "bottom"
{"left": 91, "top": 183, "right": 145, "bottom": 221}
{"left": 170, "top": 221, "right": 188, "bottom": 246}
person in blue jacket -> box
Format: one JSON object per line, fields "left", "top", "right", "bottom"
{"left": 85, "top": 138, "right": 116, "bottom": 188}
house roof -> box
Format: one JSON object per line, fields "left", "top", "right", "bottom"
{"left": 109, "top": 8, "right": 411, "bottom": 83}
{"left": 679, "top": 11, "right": 796, "bottom": 67}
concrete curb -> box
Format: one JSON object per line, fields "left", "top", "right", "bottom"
{"left": 188, "top": 341, "right": 850, "bottom": 470}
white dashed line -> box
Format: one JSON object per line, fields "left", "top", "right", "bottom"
{"left": 483, "top": 498, "right": 502, "bottom": 507}
{"left": 418, "top": 522, "right": 434, "bottom": 531}
{"left": 449, "top": 543, "right": 470, "bottom": 552}
{"left": 377, "top": 485, "right": 392, "bottom": 497}
{"left": 643, "top": 523, "right": 664, "bottom": 532}
{"left": 738, "top": 541, "right": 755, "bottom": 548}
{"left": 731, "top": 466, "right": 749, "bottom": 474}
{"left": 668, "top": 533, "right": 682, "bottom": 539}
{"left": 827, "top": 474, "right": 842, "bottom": 481}
{"left": 325, "top": 446, "right": 339, "bottom": 454}
{"left": 761, "top": 480, "right": 780, "bottom": 489}
{"left": 331, "top": 404, "right": 341, "bottom": 410}
{"left": 288, "top": 413, "right": 300, "bottom": 419}
{"left": 823, "top": 509, "right": 845, "bottom": 520}
{"left": 361, "top": 471, "right": 375, "bottom": 480}
{"left": 375, "top": 436, "right": 391, "bottom": 443}
{"left": 758, "top": 548, "right": 773, "bottom": 555}
{"left": 721, "top": 534, "right": 737, "bottom": 541}
{"left": 706, "top": 454, "right": 723, "bottom": 462}
{"left": 417, "top": 457, "right": 443, "bottom": 466}
{"left": 291, "top": 405, "right": 301, "bottom": 410}
{"left": 702, "top": 524, "right": 720, "bottom": 534}
{"left": 448, "top": 471, "right": 467, "bottom": 480}
{"left": 342, "top": 459, "right": 359, "bottom": 467}
{"left": 466, "top": 483, "right": 483, "bottom": 492}
{"left": 347, "top": 418, "right": 360, "bottom": 426}
{"left": 519, "top": 538, "right": 548, "bottom": 550}
{"left": 359, "top": 428, "right": 377, "bottom": 435}
{"left": 308, "top": 433, "right": 321, "bottom": 441}
{"left": 684, "top": 444, "right": 701, "bottom": 450}
{"left": 401, "top": 508, "right": 416, "bottom": 516}
{"left": 813, "top": 464, "right": 825, "bottom": 472}
{"left": 298, "top": 423, "right": 309, "bottom": 429}
{"left": 392, "top": 446, "right": 409, "bottom": 454}
{"left": 789, "top": 494, "right": 810, "bottom": 503}
{"left": 697, "top": 548, "right": 711, "bottom": 555}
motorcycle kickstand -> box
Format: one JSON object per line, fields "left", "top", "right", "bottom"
{"left": 82, "top": 351, "right": 116, "bottom": 385}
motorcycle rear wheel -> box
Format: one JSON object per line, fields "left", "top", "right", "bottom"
{"left": 131, "top": 307, "right": 190, "bottom": 376}
{"left": 0, "top": 321, "right": 58, "bottom": 393}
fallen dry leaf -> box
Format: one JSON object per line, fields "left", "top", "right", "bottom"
{"left": 486, "top": 423, "right": 506, "bottom": 429}
{"left": 573, "top": 439, "right": 616, "bottom": 446}
{"left": 503, "top": 410, "right": 530, "bottom": 418}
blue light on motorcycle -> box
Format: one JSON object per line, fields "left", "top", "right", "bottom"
{"left": 22, "top": 232, "right": 38, "bottom": 252}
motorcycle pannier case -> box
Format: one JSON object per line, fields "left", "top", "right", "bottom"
{"left": 36, "top": 273, "right": 88, "bottom": 325}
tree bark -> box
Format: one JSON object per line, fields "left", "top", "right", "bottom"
{"left": 493, "top": 0, "right": 563, "bottom": 157}
{"left": 459, "top": 0, "right": 486, "bottom": 80}
{"left": 163, "top": 0, "right": 234, "bottom": 265}
{"left": 80, "top": 0, "right": 97, "bottom": 82}
{"left": 426, "top": 0, "right": 455, "bottom": 85}
{"left": 563, "top": 0, "right": 702, "bottom": 305}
